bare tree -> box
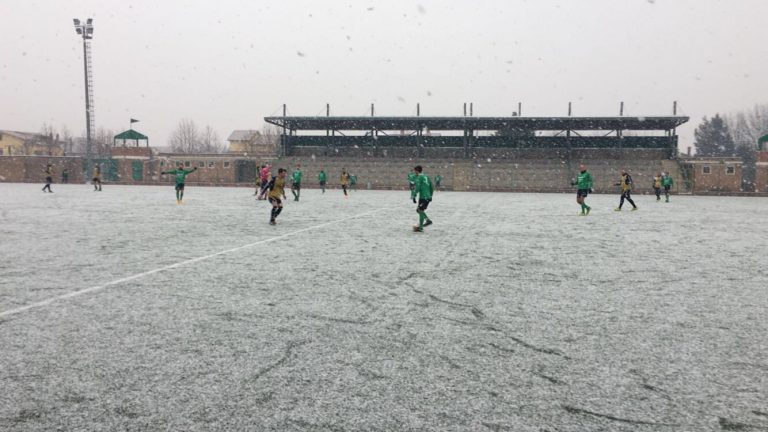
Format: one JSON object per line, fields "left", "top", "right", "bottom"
{"left": 727, "top": 104, "right": 768, "bottom": 145}
{"left": 170, "top": 119, "right": 201, "bottom": 153}
{"left": 239, "top": 125, "right": 280, "bottom": 156}
{"left": 60, "top": 125, "right": 73, "bottom": 155}
{"left": 199, "top": 125, "right": 225, "bottom": 153}
{"left": 39, "top": 123, "right": 57, "bottom": 155}
{"left": 92, "top": 128, "right": 115, "bottom": 158}
{"left": 725, "top": 104, "right": 768, "bottom": 190}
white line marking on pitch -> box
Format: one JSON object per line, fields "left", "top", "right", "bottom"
{"left": 0, "top": 206, "right": 395, "bottom": 319}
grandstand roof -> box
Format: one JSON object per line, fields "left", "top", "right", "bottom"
{"left": 264, "top": 116, "right": 689, "bottom": 131}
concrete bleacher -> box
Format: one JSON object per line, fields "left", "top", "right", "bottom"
{"left": 273, "top": 151, "right": 679, "bottom": 194}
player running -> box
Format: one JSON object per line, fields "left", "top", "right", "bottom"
{"left": 318, "top": 169, "right": 327, "bottom": 193}
{"left": 571, "top": 164, "right": 593, "bottom": 215}
{"left": 411, "top": 165, "right": 434, "bottom": 232}
{"left": 661, "top": 172, "right": 674, "bottom": 202}
{"left": 291, "top": 164, "right": 303, "bottom": 201}
{"left": 268, "top": 168, "right": 288, "bottom": 225}
{"left": 92, "top": 165, "right": 103, "bottom": 191}
{"left": 161, "top": 163, "right": 198, "bottom": 204}
{"left": 42, "top": 163, "right": 54, "bottom": 193}
{"left": 652, "top": 173, "right": 662, "bottom": 201}
{"left": 614, "top": 169, "right": 638, "bottom": 211}
{"left": 340, "top": 168, "right": 350, "bottom": 198}
{"left": 257, "top": 163, "right": 271, "bottom": 200}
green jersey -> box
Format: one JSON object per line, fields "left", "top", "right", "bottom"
{"left": 350, "top": 175, "right": 357, "bottom": 185}
{"left": 434, "top": 175, "right": 442, "bottom": 184}
{"left": 411, "top": 173, "right": 434, "bottom": 200}
{"left": 574, "top": 171, "right": 593, "bottom": 190}
{"left": 163, "top": 168, "right": 196, "bottom": 185}
{"left": 661, "top": 175, "right": 673, "bottom": 187}
{"left": 318, "top": 171, "right": 327, "bottom": 182}
{"left": 292, "top": 169, "right": 303, "bottom": 184}
{"left": 408, "top": 172, "right": 417, "bottom": 185}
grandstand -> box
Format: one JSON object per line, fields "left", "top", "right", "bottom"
{"left": 264, "top": 115, "right": 690, "bottom": 193}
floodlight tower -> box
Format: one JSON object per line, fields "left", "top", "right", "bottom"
{"left": 73, "top": 18, "right": 94, "bottom": 162}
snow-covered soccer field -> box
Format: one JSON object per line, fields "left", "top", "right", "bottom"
{"left": 1, "top": 182, "right": 766, "bottom": 431}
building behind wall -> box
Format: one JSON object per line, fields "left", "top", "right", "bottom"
{"left": 680, "top": 157, "right": 743, "bottom": 193}
{"left": 755, "top": 151, "right": 768, "bottom": 193}
{"left": 0, "top": 130, "right": 65, "bottom": 156}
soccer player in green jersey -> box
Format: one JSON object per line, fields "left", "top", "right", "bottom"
{"left": 410, "top": 165, "right": 434, "bottom": 232}
{"left": 318, "top": 170, "right": 327, "bottom": 193}
{"left": 661, "top": 172, "right": 674, "bottom": 202}
{"left": 434, "top": 174, "right": 442, "bottom": 191}
{"left": 161, "top": 163, "right": 198, "bottom": 204}
{"left": 571, "top": 164, "right": 593, "bottom": 215}
{"left": 349, "top": 173, "right": 357, "bottom": 192}
{"left": 291, "top": 164, "right": 303, "bottom": 201}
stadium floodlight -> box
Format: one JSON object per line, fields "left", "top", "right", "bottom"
{"left": 73, "top": 17, "right": 95, "bottom": 168}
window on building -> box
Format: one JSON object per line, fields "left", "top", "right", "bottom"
{"left": 198, "top": 161, "right": 205, "bottom": 168}
{"left": 208, "top": 161, "right": 215, "bottom": 168}
{"left": 160, "top": 161, "right": 165, "bottom": 167}
{"left": 702, "top": 166, "right": 711, "bottom": 174}
{"left": 223, "top": 161, "right": 230, "bottom": 168}
{"left": 726, "top": 166, "right": 735, "bottom": 175}
{"left": 184, "top": 161, "right": 191, "bottom": 167}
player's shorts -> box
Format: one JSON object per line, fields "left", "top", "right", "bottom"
{"left": 175, "top": 183, "right": 185, "bottom": 191}
{"left": 319, "top": 181, "right": 326, "bottom": 186}
{"left": 93, "top": 177, "right": 100, "bottom": 182}
{"left": 664, "top": 185, "right": 671, "bottom": 191}
{"left": 342, "top": 185, "right": 348, "bottom": 191}
{"left": 268, "top": 196, "right": 282, "bottom": 206}
{"left": 577, "top": 189, "right": 589, "bottom": 198}
{"left": 261, "top": 179, "right": 269, "bottom": 187}
{"left": 45, "top": 176, "right": 52, "bottom": 183}
{"left": 292, "top": 183, "right": 301, "bottom": 190}
{"left": 417, "top": 198, "right": 431, "bottom": 211}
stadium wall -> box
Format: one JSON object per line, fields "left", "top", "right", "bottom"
{"left": 1, "top": 152, "right": 750, "bottom": 195}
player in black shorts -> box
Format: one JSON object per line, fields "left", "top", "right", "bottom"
{"left": 268, "top": 168, "right": 288, "bottom": 225}
{"left": 42, "top": 164, "right": 54, "bottom": 193}
{"left": 571, "top": 164, "right": 593, "bottom": 215}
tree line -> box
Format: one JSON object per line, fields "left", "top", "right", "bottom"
{"left": 693, "top": 103, "right": 768, "bottom": 190}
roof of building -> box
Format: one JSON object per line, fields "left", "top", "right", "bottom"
{"left": 263, "top": 116, "right": 689, "bottom": 131}
{"left": 114, "top": 129, "right": 148, "bottom": 140}
{"left": 228, "top": 130, "right": 260, "bottom": 141}
{"left": 0, "top": 130, "right": 42, "bottom": 140}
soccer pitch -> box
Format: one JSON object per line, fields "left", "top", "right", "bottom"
{"left": 1, "top": 183, "right": 766, "bottom": 431}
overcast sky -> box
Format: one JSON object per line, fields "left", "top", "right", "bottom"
{"left": 1, "top": 0, "right": 767, "bottom": 149}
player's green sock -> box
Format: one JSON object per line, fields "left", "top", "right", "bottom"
{"left": 580, "top": 203, "right": 586, "bottom": 213}
{"left": 418, "top": 212, "right": 426, "bottom": 227}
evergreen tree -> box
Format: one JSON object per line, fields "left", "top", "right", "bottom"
{"left": 694, "top": 114, "right": 735, "bottom": 156}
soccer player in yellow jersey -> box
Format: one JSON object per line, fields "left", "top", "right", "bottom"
{"left": 652, "top": 173, "right": 662, "bottom": 201}
{"left": 340, "top": 168, "right": 350, "bottom": 198}
{"left": 268, "top": 168, "right": 288, "bottom": 225}
{"left": 614, "top": 169, "right": 638, "bottom": 211}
